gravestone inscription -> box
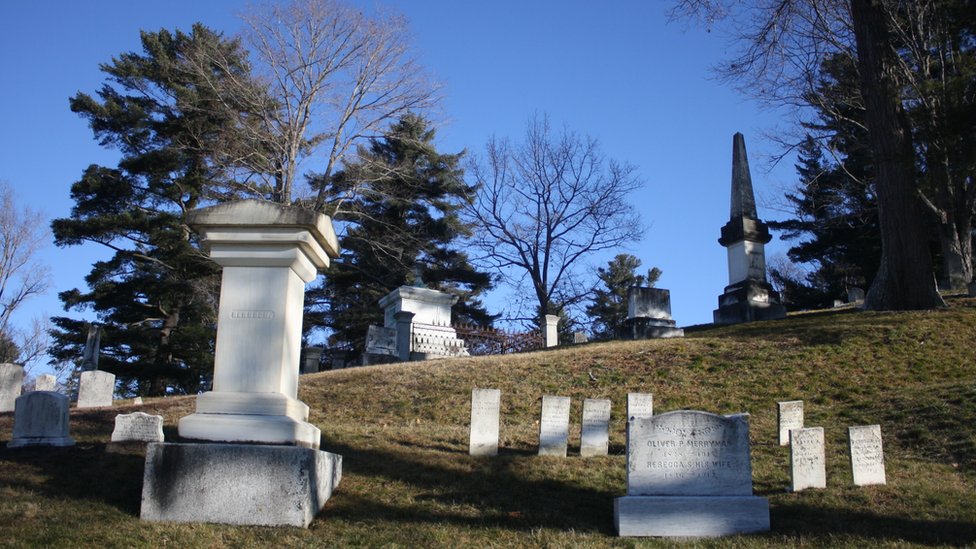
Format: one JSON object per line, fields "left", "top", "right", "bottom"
{"left": 469, "top": 388, "right": 501, "bottom": 456}
{"left": 849, "top": 425, "right": 886, "bottom": 486}
{"left": 790, "top": 427, "right": 826, "bottom": 491}
{"left": 777, "top": 400, "right": 803, "bottom": 446}
{"left": 538, "top": 395, "right": 571, "bottom": 456}
{"left": 112, "top": 412, "right": 165, "bottom": 443}
{"left": 580, "top": 398, "right": 611, "bottom": 457}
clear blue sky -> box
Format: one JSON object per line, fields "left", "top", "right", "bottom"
{"left": 0, "top": 0, "right": 800, "bottom": 376}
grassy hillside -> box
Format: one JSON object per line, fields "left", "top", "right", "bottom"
{"left": 2, "top": 298, "right": 975, "bottom": 547}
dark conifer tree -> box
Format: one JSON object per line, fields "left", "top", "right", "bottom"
{"left": 585, "top": 254, "right": 660, "bottom": 340}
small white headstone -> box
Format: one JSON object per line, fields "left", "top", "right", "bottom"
{"left": 132, "top": 397, "right": 144, "bottom": 405}
{"left": 627, "top": 393, "right": 653, "bottom": 420}
{"left": 77, "top": 370, "right": 115, "bottom": 408}
{"left": 790, "top": 427, "right": 826, "bottom": 491}
{"left": 0, "top": 363, "right": 25, "bottom": 412}
{"left": 573, "top": 332, "right": 588, "bottom": 344}
{"left": 777, "top": 400, "right": 803, "bottom": 446}
{"left": 111, "top": 412, "right": 165, "bottom": 442}
{"left": 849, "top": 425, "right": 886, "bottom": 486}
{"left": 7, "top": 392, "right": 75, "bottom": 448}
{"left": 580, "top": 398, "right": 611, "bottom": 457}
{"left": 469, "top": 388, "right": 501, "bottom": 456}
{"left": 33, "top": 374, "right": 57, "bottom": 392}
{"left": 544, "top": 315, "right": 559, "bottom": 348}
{"left": 538, "top": 395, "right": 570, "bottom": 456}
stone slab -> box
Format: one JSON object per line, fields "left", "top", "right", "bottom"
{"left": 8, "top": 391, "right": 75, "bottom": 448}
{"left": 627, "top": 393, "right": 654, "bottom": 420}
{"left": 112, "top": 412, "right": 165, "bottom": 442}
{"left": 615, "top": 495, "right": 770, "bottom": 537}
{"left": 33, "top": 374, "right": 57, "bottom": 392}
{"left": 580, "top": 398, "right": 611, "bottom": 457}
{"left": 790, "top": 427, "right": 825, "bottom": 491}
{"left": 140, "top": 442, "right": 341, "bottom": 527}
{"left": 365, "top": 325, "right": 398, "bottom": 356}
{"left": 627, "top": 410, "right": 754, "bottom": 496}
{"left": 777, "top": 400, "right": 803, "bottom": 446}
{"left": 849, "top": 425, "right": 886, "bottom": 486}
{"left": 469, "top": 388, "right": 500, "bottom": 456}
{"left": 77, "top": 370, "right": 115, "bottom": 409}
{"left": 538, "top": 395, "right": 570, "bottom": 456}
{"left": 627, "top": 287, "right": 673, "bottom": 320}
{"left": 0, "top": 363, "right": 25, "bottom": 412}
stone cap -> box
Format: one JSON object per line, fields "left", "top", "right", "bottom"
{"left": 378, "top": 285, "right": 459, "bottom": 309}
{"left": 718, "top": 217, "right": 772, "bottom": 246}
{"left": 187, "top": 200, "right": 339, "bottom": 260}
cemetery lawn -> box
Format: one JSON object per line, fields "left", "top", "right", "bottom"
{"left": 2, "top": 298, "right": 976, "bottom": 548}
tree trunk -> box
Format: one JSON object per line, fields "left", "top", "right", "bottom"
{"left": 851, "top": 0, "right": 944, "bottom": 310}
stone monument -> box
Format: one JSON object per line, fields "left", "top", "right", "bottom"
{"left": 625, "top": 393, "right": 654, "bottom": 473}
{"left": 299, "top": 347, "right": 323, "bottom": 375}
{"left": 621, "top": 287, "right": 684, "bottom": 339}
{"left": 538, "top": 395, "right": 571, "bottom": 456}
{"left": 141, "top": 200, "right": 342, "bottom": 528}
{"left": 77, "top": 370, "right": 115, "bottom": 408}
{"left": 0, "top": 363, "right": 25, "bottom": 412}
{"left": 544, "top": 315, "right": 559, "bottom": 348}
{"left": 777, "top": 400, "right": 804, "bottom": 446}
{"left": 615, "top": 410, "right": 770, "bottom": 537}
{"left": 112, "top": 412, "right": 165, "bottom": 443}
{"left": 7, "top": 392, "right": 75, "bottom": 448}
{"left": 33, "top": 374, "right": 57, "bottom": 392}
{"left": 713, "top": 133, "right": 786, "bottom": 324}
{"left": 469, "top": 388, "right": 501, "bottom": 456}
{"left": 849, "top": 424, "right": 886, "bottom": 486}
{"left": 580, "top": 398, "right": 611, "bottom": 457}
{"left": 790, "top": 427, "right": 826, "bottom": 491}
{"left": 373, "top": 283, "right": 468, "bottom": 362}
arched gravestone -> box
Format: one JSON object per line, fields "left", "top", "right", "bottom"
{"left": 615, "top": 410, "right": 770, "bottom": 537}
{"left": 8, "top": 391, "right": 75, "bottom": 448}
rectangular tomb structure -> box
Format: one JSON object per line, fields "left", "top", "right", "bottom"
{"left": 580, "top": 398, "right": 611, "bottom": 457}
{"left": 849, "top": 424, "right": 886, "bottom": 486}
{"left": 615, "top": 409, "right": 770, "bottom": 537}
{"left": 538, "top": 395, "right": 571, "bottom": 456}
{"left": 469, "top": 388, "right": 501, "bottom": 456}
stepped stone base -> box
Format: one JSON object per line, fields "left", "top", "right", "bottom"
{"left": 615, "top": 496, "right": 770, "bottom": 537}
{"left": 140, "top": 442, "right": 341, "bottom": 528}
{"left": 621, "top": 317, "right": 684, "bottom": 339}
{"left": 713, "top": 279, "right": 786, "bottom": 325}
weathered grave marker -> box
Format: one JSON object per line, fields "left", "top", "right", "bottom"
{"left": 627, "top": 393, "right": 653, "bottom": 419}
{"left": 469, "top": 388, "right": 501, "bottom": 456}
{"left": 77, "top": 370, "right": 115, "bottom": 408}
{"left": 0, "top": 363, "right": 25, "bottom": 412}
{"left": 7, "top": 392, "right": 75, "bottom": 448}
{"left": 33, "top": 374, "right": 57, "bottom": 392}
{"left": 777, "top": 400, "right": 803, "bottom": 446}
{"left": 580, "top": 398, "right": 611, "bottom": 457}
{"left": 849, "top": 424, "right": 886, "bottom": 486}
{"left": 615, "top": 410, "right": 770, "bottom": 537}
{"left": 112, "top": 412, "right": 165, "bottom": 443}
{"left": 790, "top": 427, "right": 826, "bottom": 491}
{"left": 544, "top": 315, "right": 559, "bottom": 348}
{"left": 538, "top": 395, "right": 571, "bottom": 456}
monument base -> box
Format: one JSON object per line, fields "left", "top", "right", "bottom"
{"left": 178, "top": 413, "right": 321, "bottom": 449}
{"left": 614, "top": 495, "right": 770, "bottom": 537}
{"left": 621, "top": 317, "right": 684, "bottom": 339}
{"left": 140, "top": 442, "right": 341, "bottom": 528}
{"left": 713, "top": 279, "right": 786, "bottom": 325}
{"left": 8, "top": 436, "right": 75, "bottom": 448}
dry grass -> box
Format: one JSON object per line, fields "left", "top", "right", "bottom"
{"left": 2, "top": 298, "right": 975, "bottom": 547}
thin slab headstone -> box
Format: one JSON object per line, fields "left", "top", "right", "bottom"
{"left": 77, "top": 370, "right": 115, "bottom": 408}
{"left": 627, "top": 393, "right": 653, "bottom": 420}
{"left": 34, "top": 374, "right": 57, "bottom": 392}
{"left": 615, "top": 410, "right": 769, "bottom": 537}
{"left": 7, "top": 392, "right": 75, "bottom": 448}
{"left": 0, "top": 363, "right": 25, "bottom": 412}
{"left": 777, "top": 400, "right": 804, "bottom": 446}
{"left": 849, "top": 425, "right": 886, "bottom": 486}
{"left": 580, "top": 398, "right": 611, "bottom": 457}
{"left": 538, "top": 395, "right": 571, "bottom": 456}
{"left": 790, "top": 427, "right": 826, "bottom": 491}
{"left": 132, "top": 397, "right": 144, "bottom": 405}
{"left": 112, "top": 412, "right": 165, "bottom": 443}
{"left": 469, "top": 388, "right": 501, "bottom": 456}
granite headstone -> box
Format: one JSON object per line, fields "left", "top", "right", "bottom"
{"left": 7, "top": 391, "right": 75, "bottom": 448}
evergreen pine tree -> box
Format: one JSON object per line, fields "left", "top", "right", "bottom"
{"left": 585, "top": 254, "right": 660, "bottom": 340}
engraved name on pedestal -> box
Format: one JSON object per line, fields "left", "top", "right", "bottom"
{"left": 849, "top": 425, "right": 886, "bottom": 486}
{"left": 580, "top": 398, "right": 611, "bottom": 457}
{"left": 790, "top": 427, "right": 825, "bottom": 491}
{"left": 538, "top": 395, "right": 571, "bottom": 456}
{"left": 777, "top": 400, "right": 803, "bottom": 446}
{"left": 469, "top": 388, "right": 501, "bottom": 456}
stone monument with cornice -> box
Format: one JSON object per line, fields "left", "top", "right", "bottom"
{"left": 713, "top": 133, "right": 786, "bottom": 324}
{"left": 140, "top": 200, "right": 342, "bottom": 528}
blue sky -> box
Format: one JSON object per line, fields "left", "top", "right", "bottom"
{"left": 0, "top": 1, "right": 801, "bottom": 375}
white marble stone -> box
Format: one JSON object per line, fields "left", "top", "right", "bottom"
{"left": 580, "top": 399, "right": 611, "bottom": 457}
{"left": 0, "top": 363, "right": 24, "bottom": 412}
{"left": 132, "top": 397, "right": 144, "bottom": 405}
{"left": 544, "top": 315, "right": 559, "bottom": 348}
{"left": 176, "top": 200, "right": 338, "bottom": 449}
{"left": 627, "top": 393, "right": 653, "bottom": 420}
{"left": 77, "top": 370, "right": 115, "bottom": 409}
{"left": 140, "top": 442, "right": 341, "bottom": 527}
{"left": 33, "top": 374, "right": 57, "bottom": 392}
{"left": 377, "top": 285, "right": 469, "bottom": 360}
{"left": 777, "top": 400, "right": 804, "bottom": 446}
{"left": 469, "top": 388, "right": 501, "bottom": 456}
{"left": 8, "top": 392, "right": 75, "bottom": 448}
{"left": 112, "top": 412, "right": 165, "bottom": 442}
{"left": 379, "top": 285, "right": 456, "bottom": 328}
{"left": 538, "top": 395, "right": 570, "bottom": 456}
{"left": 849, "top": 424, "right": 886, "bottom": 486}
{"left": 790, "top": 427, "right": 826, "bottom": 491}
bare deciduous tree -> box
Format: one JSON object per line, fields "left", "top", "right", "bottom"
{"left": 464, "top": 115, "right": 644, "bottom": 327}
{"left": 0, "top": 182, "right": 50, "bottom": 369}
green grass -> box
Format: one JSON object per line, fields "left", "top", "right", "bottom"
{"left": 2, "top": 298, "right": 976, "bottom": 547}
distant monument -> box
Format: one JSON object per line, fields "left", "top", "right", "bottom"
{"left": 621, "top": 287, "right": 684, "bottom": 339}
{"left": 364, "top": 280, "right": 468, "bottom": 363}
{"left": 713, "top": 133, "right": 786, "bottom": 324}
